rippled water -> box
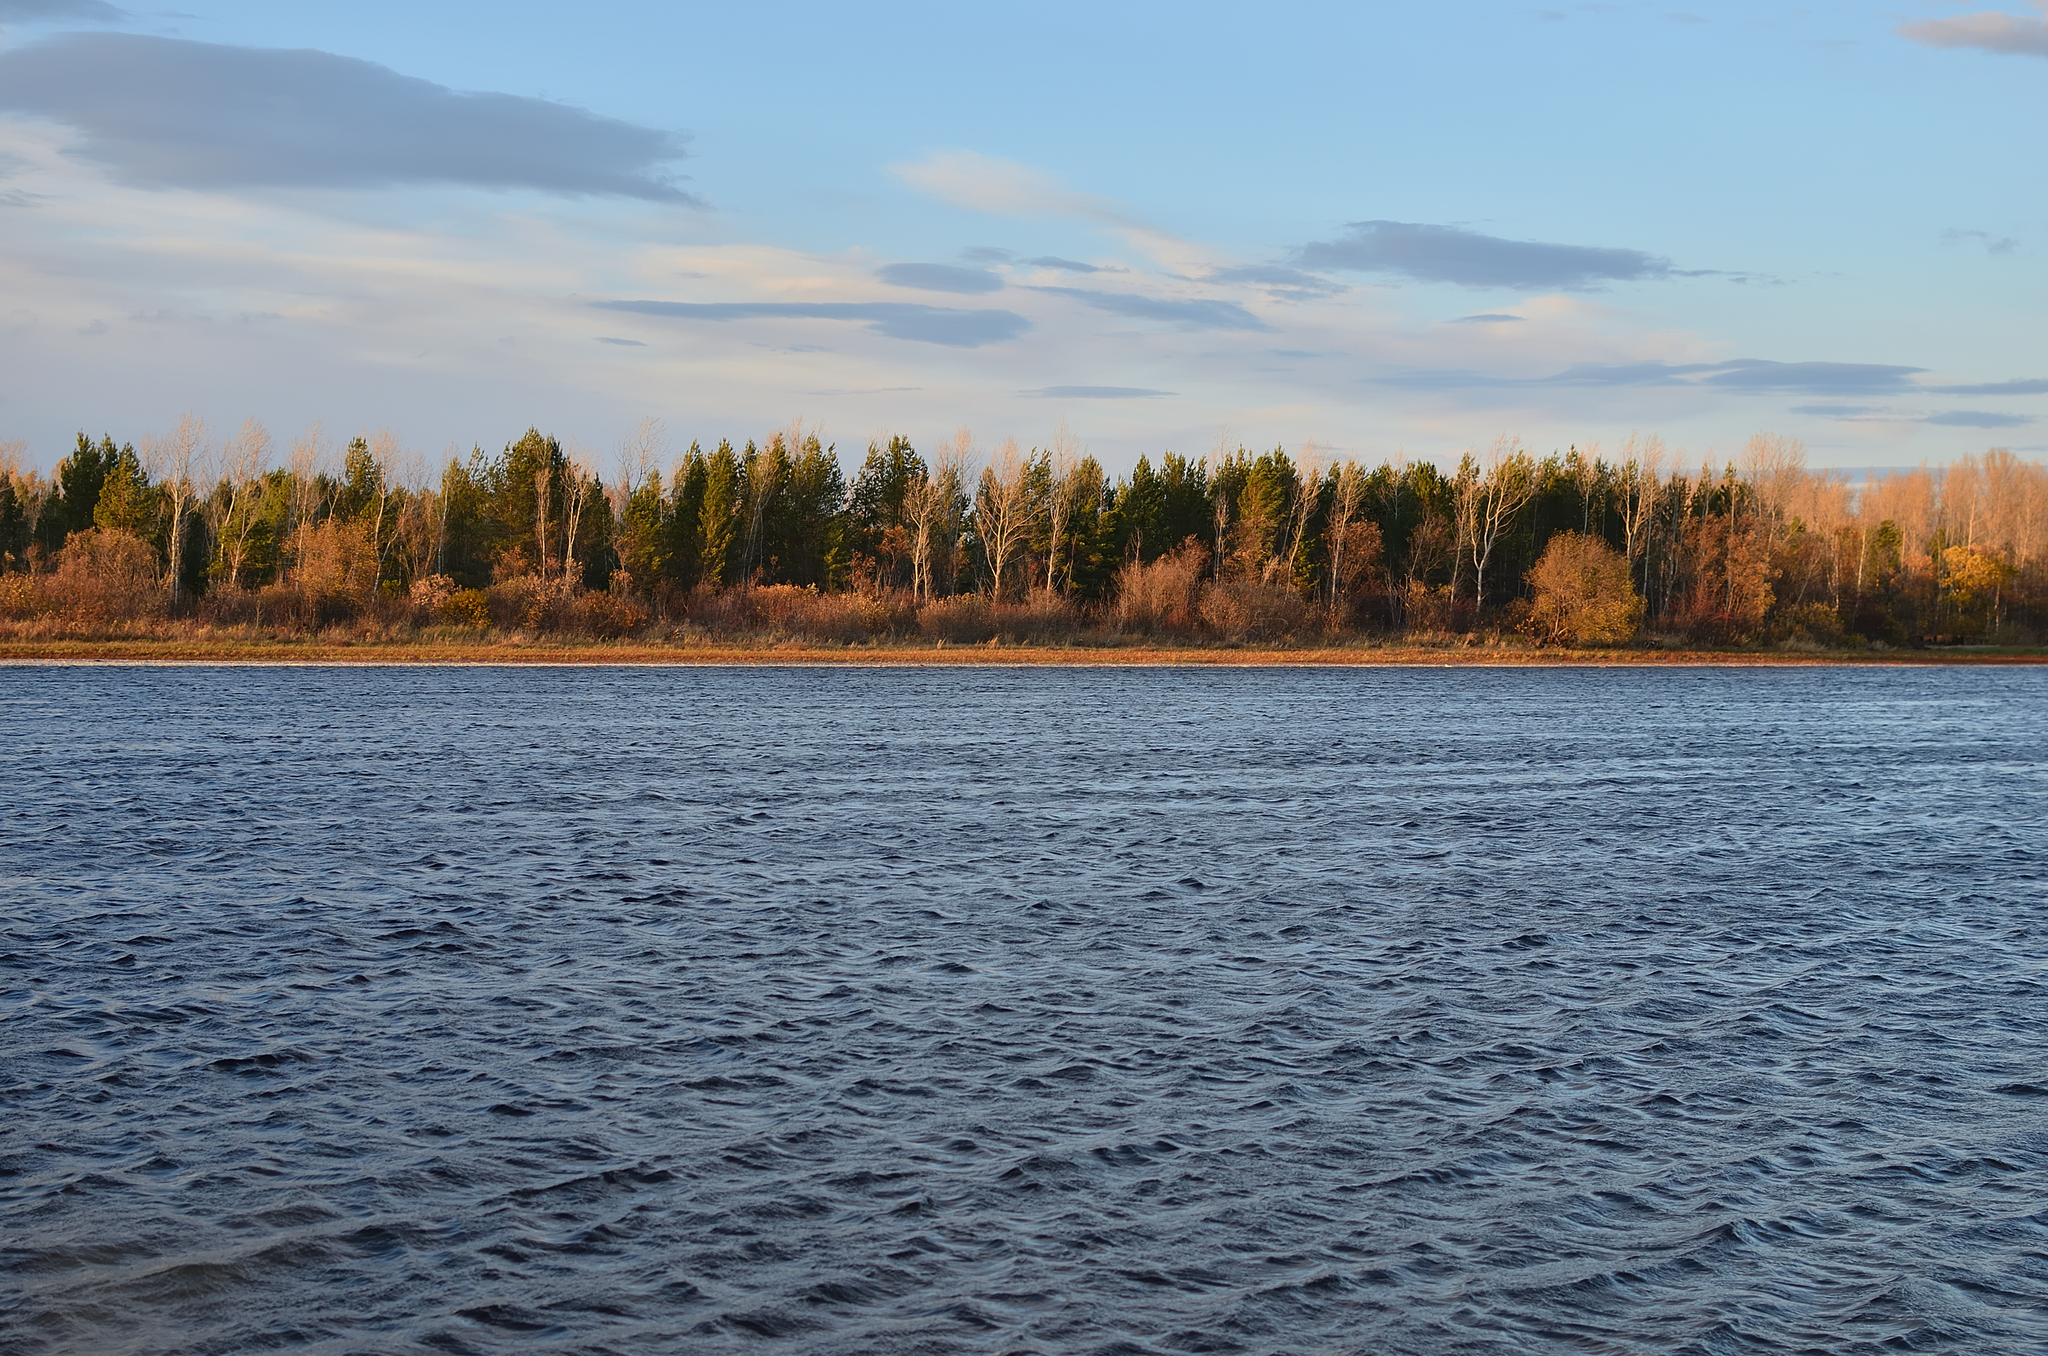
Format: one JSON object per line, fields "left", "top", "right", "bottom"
{"left": 3, "top": 664, "right": 2045, "bottom": 1355}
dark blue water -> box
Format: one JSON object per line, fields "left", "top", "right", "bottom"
{"left": 3, "top": 664, "right": 2045, "bottom": 1355}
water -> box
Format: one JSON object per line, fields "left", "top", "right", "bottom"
{"left": 2, "top": 664, "right": 2045, "bottom": 1355}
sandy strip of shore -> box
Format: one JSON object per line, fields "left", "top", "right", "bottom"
{"left": 2, "top": 641, "right": 2042, "bottom": 667}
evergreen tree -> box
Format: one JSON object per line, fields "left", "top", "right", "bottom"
{"left": 43, "top": 434, "right": 123, "bottom": 551}
{"left": 847, "top": 435, "right": 924, "bottom": 587}
{"left": 698, "top": 440, "right": 742, "bottom": 586}
{"left": 93, "top": 444, "right": 160, "bottom": 542}
{"left": 0, "top": 475, "right": 26, "bottom": 571}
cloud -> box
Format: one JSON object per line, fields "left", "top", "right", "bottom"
{"left": 0, "top": 33, "right": 692, "bottom": 199}
{"left": 1368, "top": 357, "right": 1928, "bottom": 395}
{"left": 888, "top": 151, "right": 1186, "bottom": 263}
{"left": 890, "top": 150, "right": 1131, "bottom": 224}
{"left": 1021, "top": 386, "right": 1174, "bottom": 399}
{"left": 875, "top": 262, "right": 1003, "bottom": 295}
{"left": 1942, "top": 227, "right": 2019, "bottom": 254}
{"left": 0, "top": 0, "right": 123, "bottom": 20}
{"left": 594, "top": 336, "right": 645, "bottom": 347}
{"left": 1541, "top": 361, "right": 1717, "bottom": 386}
{"left": 591, "top": 299, "right": 1029, "bottom": 348}
{"left": 1924, "top": 410, "right": 2034, "bottom": 428}
{"left": 1024, "top": 256, "right": 1102, "bottom": 273}
{"left": 1032, "top": 286, "right": 1270, "bottom": 331}
{"left": 1928, "top": 377, "right": 2048, "bottom": 395}
{"left": 1698, "top": 359, "right": 1924, "bottom": 394}
{"left": 1204, "top": 264, "right": 1346, "bottom": 300}
{"left": 1296, "top": 220, "right": 1674, "bottom": 289}
{"left": 1791, "top": 404, "right": 1885, "bottom": 418}
{"left": 1447, "top": 312, "right": 1523, "bottom": 324}
{"left": 1899, "top": 7, "right": 2048, "bottom": 58}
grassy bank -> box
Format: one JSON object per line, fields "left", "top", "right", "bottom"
{"left": 3, "top": 636, "right": 2042, "bottom": 666}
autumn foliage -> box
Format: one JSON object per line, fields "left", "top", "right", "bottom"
{"left": 2, "top": 421, "right": 2045, "bottom": 650}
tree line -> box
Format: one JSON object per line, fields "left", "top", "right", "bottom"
{"left": 2, "top": 418, "right": 2043, "bottom": 647}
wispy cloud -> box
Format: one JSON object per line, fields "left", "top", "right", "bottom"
{"left": 1942, "top": 227, "right": 2019, "bottom": 254}
{"left": 1021, "top": 386, "right": 1174, "bottom": 399}
{"left": 1297, "top": 220, "right": 1674, "bottom": 290}
{"left": 1024, "top": 256, "right": 1103, "bottom": 273}
{"left": 888, "top": 151, "right": 1189, "bottom": 265}
{"left": 1447, "top": 313, "right": 1523, "bottom": 324}
{"left": 1698, "top": 360, "right": 1924, "bottom": 394}
{"left": 890, "top": 150, "right": 1134, "bottom": 225}
{"left": 1204, "top": 264, "right": 1346, "bottom": 301}
{"left": 592, "top": 299, "right": 1029, "bottom": 348}
{"left": 1031, "top": 286, "right": 1271, "bottom": 332}
{"left": 0, "top": 34, "right": 694, "bottom": 200}
{"left": 1899, "top": 6, "right": 2048, "bottom": 58}
{"left": 1924, "top": 410, "right": 2034, "bottom": 428}
{"left": 1369, "top": 357, "right": 1928, "bottom": 395}
{"left": 1928, "top": 377, "right": 2048, "bottom": 395}
{"left": 876, "top": 262, "right": 1003, "bottom": 295}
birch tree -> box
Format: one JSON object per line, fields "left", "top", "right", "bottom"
{"left": 1460, "top": 436, "right": 1537, "bottom": 610}
{"left": 561, "top": 445, "right": 597, "bottom": 583}
{"left": 975, "top": 438, "right": 1032, "bottom": 600}
{"left": 143, "top": 414, "right": 205, "bottom": 605}
{"left": 1043, "top": 420, "right": 1079, "bottom": 596}
{"left": 211, "top": 419, "right": 271, "bottom": 590}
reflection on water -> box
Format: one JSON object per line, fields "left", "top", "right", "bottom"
{"left": 3, "top": 664, "right": 2045, "bottom": 1354}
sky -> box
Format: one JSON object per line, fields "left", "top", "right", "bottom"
{"left": 0, "top": 0, "right": 2043, "bottom": 475}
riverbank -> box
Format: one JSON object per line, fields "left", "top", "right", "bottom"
{"left": 3, "top": 637, "right": 2043, "bottom": 665}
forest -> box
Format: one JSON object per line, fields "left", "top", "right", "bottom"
{"left": 1, "top": 417, "right": 2043, "bottom": 650}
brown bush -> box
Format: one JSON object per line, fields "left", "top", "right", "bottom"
{"left": 1113, "top": 543, "right": 1205, "bottom": 635}
{"left": 1526, "top": 532, "right": 1643, "bottom": 646}
{"left": 290, "top": 520, "right": 378, "bottom": 625}
{"left": 0, "top": 574, "right": 34, "bottom": 621}
{"left": 571, "top": 590, "right": 647, "bottom": 640}
{"left": 993, "top": 593, "right": 1081, "bottom": 643}
{"left": 1402, "top": 582, "right": 1459, "bottom": 636}
{"left": 488, "top": 575, "right": 574, "bottom": 631}
{"left": 1200, "top": 571, "right": 1308, "bottom": 642}
{"left": 44, "top": 530, "right": 164, "bottom": 624}
{"left": 917, "top": 594, "right": 999, "bottom": 643}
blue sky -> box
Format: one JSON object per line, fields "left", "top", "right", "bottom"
{"left": 1, "top": 0, "right": 2042, "bottom": 473}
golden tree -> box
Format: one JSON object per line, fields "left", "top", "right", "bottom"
{"left": 1527, "top": 532, "right": 1644, "bottom": 646}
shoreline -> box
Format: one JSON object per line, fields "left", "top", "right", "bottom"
{"left": 2, "top": 639, "right": 2043, "bottom": 667}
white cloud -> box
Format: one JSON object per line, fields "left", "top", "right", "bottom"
{"left": 1899, "top": 6, "right": 2048, "bottom": 58}
{"left": 887, "top": 150, "right": 1197, "bottom": 269}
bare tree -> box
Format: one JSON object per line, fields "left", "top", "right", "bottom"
{"left": 1, "top": 440, "right": 46, "bottom": 569}
{"left": 142, "top": 414, "right": 206, "bottom": 606}
{"left": 285, "top": 425, "right": 327, "bottom": 590}
{"left": 534, "top": 464, "right": 553, "bottom": 577}
{"left": 1325, "top": 459, "right": 1367, "bottom": 614}
{"left": 210, "top": 419, "right": 272, "bottom": 590}
{"left": 907, "top": 429, "right": 971, "bottom": 602}
{"left": 1568, "top": 442, "right": 1602, "bottom": 534}
{"left": 975, "top": 438, "right": 1033, "bottom": 600}
{"left": 366, "top": 431, "right": 400, "bottom": 581}
{"left": 1617, "top": 432, "right": 1664, "bottom": 597}
{"left": 614, "top": 417, "right": 665, "bottom": 520}
{"left": 562, "top": 442, "right": 597, "bottom": 583}
{"left": 1042, "top": 420, "right": 1080, "bottom": 595}
{"left": 1460, "top": 435, "right": 1537, "bottom": 610}
{"left": 395, "top": 457, "right": 448, "bottom": 588}
{"left": 1280, "top": 441, "right": 1324, "bottom": 583}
